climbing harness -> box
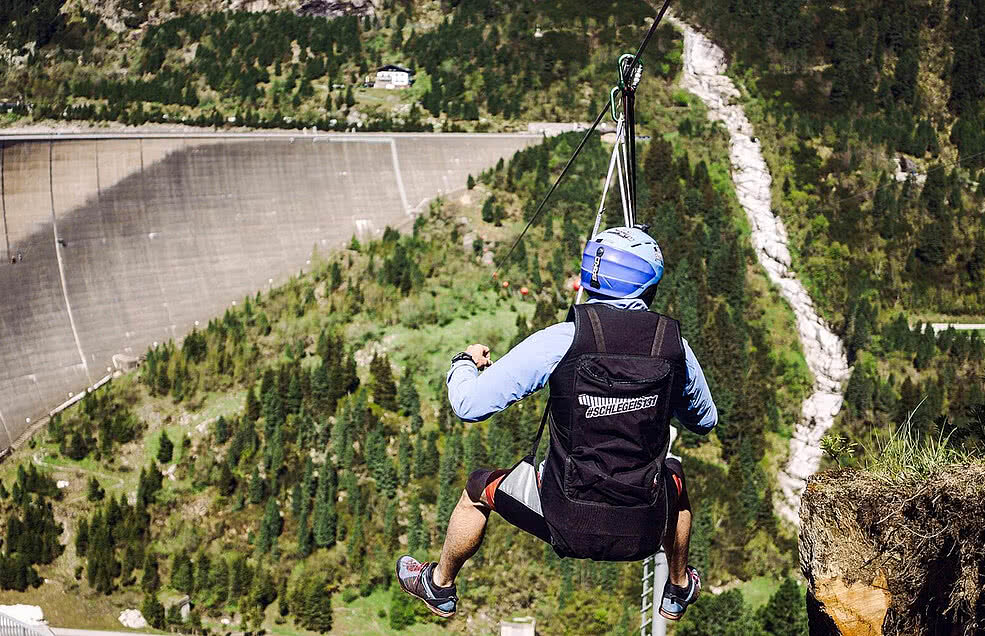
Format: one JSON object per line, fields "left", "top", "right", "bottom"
{"left": 494, "top": 0, "right": 672, "bottom": 281}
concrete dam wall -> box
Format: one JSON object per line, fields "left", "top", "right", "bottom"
{"left": 0, "top": 132, "right": 539, "bottom": 448}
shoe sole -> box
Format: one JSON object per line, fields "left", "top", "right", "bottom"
{"left": 395, "top": 562, "right": 456, "bottom": 619}
{"left": 658, "top": 607, "right": 683, "bottom": 621}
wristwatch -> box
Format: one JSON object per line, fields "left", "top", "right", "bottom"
{"left": 451, "top": 352, "right": 475, "bottom": 365}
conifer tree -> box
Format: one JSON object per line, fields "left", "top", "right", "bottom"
{"left": 228, "top": 556, "right": 248, "bottom": 602}
{"left": 435, "top": 445, "right": 457, "bottom": 537}
{"left": 383, "top": 499, "right": 399, "bottom": 550}
{"left": 141, "top": 552, "right": 160, "bottom": 593}
{"left": 141, "top": 594, "right": 165, "bottom": 629}
{"left": 215, "top": 416, "right": 230, "bottom": 444}
{"left": 194, "top": 554, "right": 211, "bottom": 595}
{"left": 248, "top": 466, "right": 266, "bottom": 504}
{"left": 170, "top": 551, "right": 194, "bottom": 595}
{"left": 217, "top": 462, "right": 236, "bottom": 496}
{"left": 245, "top": 388, "right": 261, "bottom": 422}
{"left": 397, "top": 366, "right": 421, "bottom": 416}
{"left": 464, "top": 425, "right": 487, "bottom": 475}
{"left": 157, "top": 431, "right": 174, "bottom": 464}
{"left": 286, "top": 371, "right": 303, "bottom": 415}
{"left": 211, "top": 557, "right": 229, "bottom": 605}
{"left": 370, "top": 353, "right": 399, "bottom": 411}
{"left": 407, "top": 497, "right": 425, "bottom": 554}
{"left": 257, "top": 497, "right": 282, "bottom": 554}
{"left": 87, "top": 477, "right": 105, "bottom": 502}
{"left": 398, "top": 431, "right": 413, "bottom": 486}
{"left": 278, "top": 577, "right": 290, "bottom": 617}
{"left": 313, "top": 465, "right": 337, "bottom": 548}
{"left": 75, "top": 518, "right": 89, "bottom": 557}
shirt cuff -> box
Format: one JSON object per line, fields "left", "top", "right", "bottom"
{"left": 447, "top": 360, "right": 479, "bottom": 384}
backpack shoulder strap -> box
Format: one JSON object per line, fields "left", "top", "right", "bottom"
{"left": 650, "top": 314, "right": 683, "bottom": 361}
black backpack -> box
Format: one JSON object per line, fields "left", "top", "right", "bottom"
{"left": 538, "top": 304, "right": 685, "bottom": 560}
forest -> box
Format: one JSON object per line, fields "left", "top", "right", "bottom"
{"left": 0, "top": 127, "right": 813, "bottom": 633}
{"left": 1, "top": 0, "right": 681, "bottom": 132}
{"left": 2, "top": 0, "right": 984, "bottom": 633}
{"left": 673, "top": 0, "right": 985, "bottom": 458}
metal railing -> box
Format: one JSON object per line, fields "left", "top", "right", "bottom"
{"left": 0, "top": 611, "right": 53, "bottom": 636}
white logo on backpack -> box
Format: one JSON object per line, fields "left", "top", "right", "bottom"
{"left": 578, "top": 394, "right": 658, "bottom": 418}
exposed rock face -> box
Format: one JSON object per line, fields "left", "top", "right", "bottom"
{"left": 800, "top": 469, "right": 985, "bottom": 635}
{"left": 669, "top": 14, "right": 852, "bottom": 526}
{"left": 298, "top": 0, "right": 375, "bottom": 17}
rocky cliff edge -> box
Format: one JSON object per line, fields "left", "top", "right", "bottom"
{"left": 800, "top": 467, "right": 985, "bottom": 635}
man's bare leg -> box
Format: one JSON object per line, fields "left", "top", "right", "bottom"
{"left": 663, "top": 507, "right": 692, "bottom": 587}
{"left": 432, "top": 489, "right": 490, "bottom": 588}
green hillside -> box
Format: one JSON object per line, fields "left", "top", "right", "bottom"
{"left": 673, "top": 0, "right": 985, "bottom": 460}
{"left": 1, "top": 0, "right": 682, "bottom": 131}
{"left": 0, "top": 123, "right": 811, "bottom": 636}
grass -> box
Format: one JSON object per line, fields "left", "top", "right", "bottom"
{"left": 862, "top": 401, "right": 977, "bottom": 483}
{"left": 0, "top": 573, "right": 157, "bottom": 632}
{"left": 737, "top": 575, "right": 782, "bottom": 610}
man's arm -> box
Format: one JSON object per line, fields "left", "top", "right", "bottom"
{"left": 447, "top": 323, "right": 574, "bottom": 422}
{"left": 674, "top": 338, "right": 718, "bottom": 434}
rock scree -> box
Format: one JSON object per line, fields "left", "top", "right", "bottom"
{"left": 800, "top": 468, "right": 985, "bottom": 635}
{"left": 669, "top": 14, "right": 852, "bottom": 526}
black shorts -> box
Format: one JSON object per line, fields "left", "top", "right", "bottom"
{"left": 467, "top": 457, "right": 688, "bottom": 544}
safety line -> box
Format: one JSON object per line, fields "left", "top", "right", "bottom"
{"left": 494, "top": 1, "right": 672, "bottom": 273}
{"left": 48, "top": 141, "right": 92, "bottom": 383}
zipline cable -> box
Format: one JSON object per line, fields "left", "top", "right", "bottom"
{"left": 493, "top": 0, "right": 672, "bottom": 276}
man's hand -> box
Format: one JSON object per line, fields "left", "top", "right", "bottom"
{"left": 466, "top": 344, "right": 492, "bottom": 370}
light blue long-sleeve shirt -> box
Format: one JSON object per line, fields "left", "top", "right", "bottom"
{"left": 447, "top": 298, "right": 718, "bottom": 434}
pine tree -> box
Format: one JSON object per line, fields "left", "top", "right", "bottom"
{"left": 257, "top": 497, "right": 282, "bottom": 554}
{"left": 141, "top": 594, "right": 165, "bottom": 629}
{"left": 215, "top": 416, "right": 230, "bottom": 444}
{"left": 313, "top": 465, "right": 337, "bottom": 548}
{"left": 397, "top": 366, "right": 421, "bottom": 417}
{"left": 245, "top": 388, "right": 261, "bottom": 422}
{"left": 407, "top": 497, "right": 425, "bottom": 554}
{"left": 157, "top": 431, "right": 174, "bottom": 464}
{"left": 86, "top": 477, "right": 105, "bottom": 502}
{"left": 383, "top": 499, "right": 399, "bottom": 550}
{"left": 228, "top": 556, "right": 248, "bottom": 602}
{"left": 464, "top": 425, "right": 487, "bottom": 474}
{"left": 286, "top": 371, "right": 303, "bottom": 415}
{"left": 141, "top": 552, "right": 160, "bottom": 593}
{"left": 758, "top": 577, "right": 809, "bottom": 636}
{"left": 397, "top": 431, "right": 413, "bottom": 486}
{"left": 75, "top": 518, "right": 89, "bottom": 557}
{"left": 217, "top": 462, "right": 236, "bottom": 496}
{"left": 248, "top": 466, "right": 266, "bottom": 504}
{"left": 435, "top": 445, "right": 457, "bottom": 538}
{"left": 170, "top": 551, "right": 194, "bottom": 595}
{"left": 370, "top": 353, "right": 399, "bottom": 411}
{"left": 279, "top": 577, "right": 290, "bottom": 617}
{"left": 194, "top": 553, "right": 211, "bottom": 595}
{"left": 211, "top": 557, "right": 229, "bottom": 605}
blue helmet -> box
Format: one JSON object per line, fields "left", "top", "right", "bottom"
{"left": 580, "top": 226, "right": 664, "bottom": 299}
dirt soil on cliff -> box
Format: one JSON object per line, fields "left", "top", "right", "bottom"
{"left": 801, "top": 466, "right": 985, "bottom": 635}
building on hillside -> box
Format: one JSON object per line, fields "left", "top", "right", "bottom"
{"left": 374, "top": 64, "right": 414, "bottom": 89}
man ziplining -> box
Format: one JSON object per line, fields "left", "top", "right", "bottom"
{"left": 396, "top": 225, "right": 718, "bottom": 621}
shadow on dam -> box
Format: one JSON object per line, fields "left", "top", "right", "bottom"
{"left": 0, "top": 133, "right": 539, "bottom": 448}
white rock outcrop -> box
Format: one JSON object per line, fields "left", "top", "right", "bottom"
{"left": 670, "top": 15, "right": 852, "bottom": 526}
{"left": 118, "top": 609, "right": 148, "bottom": 629}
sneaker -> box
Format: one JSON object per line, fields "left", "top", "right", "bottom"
{"left": 659, "top": 565, "right": 701, "bottom": 621}
{"left": 395, "top": 555, "right": 458, "bottom": 618}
